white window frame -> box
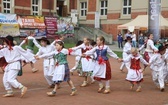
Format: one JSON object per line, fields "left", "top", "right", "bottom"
{"left": 80, "top": 2, "right": 87, "bottom": 17}
{"left": 2, "top": 0, "right": 11, "bottom": 13}
{"left": 123, "top": 0, "right": 131, "bottom": 15}
{"left": 32, "top": 0, "right": 39, "bottom": 15}
{"left": 100, "top": 0, "right": 108, "bottom": 16}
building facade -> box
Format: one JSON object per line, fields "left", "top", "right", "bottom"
{"left": 0, "top": 0, "right": 76, "bottom": 17}
{"left": 76, "top": 0, "right": 168, "bottom": 40}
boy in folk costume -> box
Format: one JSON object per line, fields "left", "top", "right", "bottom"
{"left": 70, "top": 38, "right": 94, "bottom": 87}
{"left": 0, "top": 35, "right": 36, "bottom": 97}
{"left": 84, "top": 36, "right": 121, "bottom": 94}
{"left": 35, "top": 37, "right": 55, "bottom": 88}
{"left": 120, "top": 36, "right": 132, "bottom": 72}
{"left": 35, "top": 41, "right": 76, "bottom": 96}
{"left": 163, "top": 42, "right": 168, "bottom": 85}
{"left": 149, "top": 45, "right": 166, "bottom": 92}
{"left": 19, "top": 30, "right": 41, "bottom": 73}
{"left": 122, "top": 48, "right": 149, "bottom": 92}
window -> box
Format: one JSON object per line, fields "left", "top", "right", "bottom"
{"left": 32, "top": 0, "right": 39, "bottom": 15}
{"left": 3, "top": 0, "right": 11, "bottom": 13}
{"left": 100, "top": 0, "right": 108, "bottom": 15}
{"left": 80, "top": 2, "right": 87, "bottom": 16}
{"left": 123, "top": 0, "right": 131, "bottom": 15}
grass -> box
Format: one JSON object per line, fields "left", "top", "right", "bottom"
{"left": 113, "top": 51, "right": 122, "bottom": 58}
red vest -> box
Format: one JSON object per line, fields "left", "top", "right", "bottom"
{"left": 130, "top": 58, "right": 141, "bottom": 70}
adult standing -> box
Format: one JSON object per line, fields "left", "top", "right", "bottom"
{"left": 124, "top": 30, "right": 131, "bottom": 43}
{"left": 117, "top": 31, "right": 123, "bottom": 48}
{"left": 138, "top": 33, "right": 144, "bottom": 47}
{"left": 131, "top": 32, "right": 136, "bottom": 47}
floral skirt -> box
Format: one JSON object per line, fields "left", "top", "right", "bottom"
{"left": 76, "top": 59, "right": 93, "bottom": 77}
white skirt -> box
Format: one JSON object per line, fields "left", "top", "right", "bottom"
{"left": 92, "top": 61, "right": 106, "bottom": 78}
{"left": 126, "top": 69, "right": 143, "bottom": 82}
{"left": 52, "top": 65, "right": 65, "bottom": 82}
{"left": 81, "top": 58, "right": 94, "bottom": 72}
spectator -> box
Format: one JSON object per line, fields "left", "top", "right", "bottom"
{"left": 117, "top": 31, "right": 123, "bottom": 48}
{"left": 131, "top": 32, "right": 137, "bottom": 47}
{"left": 124, "top": 30, "right": 131, "bottom": 42}
{"left": 138, "top": 33, "right": 144, "bottom": 47}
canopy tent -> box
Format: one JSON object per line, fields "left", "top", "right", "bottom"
{"left": 117, "top": 15, "right": 168, "bottom": 31}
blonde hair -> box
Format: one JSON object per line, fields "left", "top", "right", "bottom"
{"left": 131, "top": 47, "right": 138, "bottom": 53}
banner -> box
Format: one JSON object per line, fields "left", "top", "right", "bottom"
{"left": 45, "top": 17, "right": 57, "bottom": 36}
{"left": 20, "top": 29, "right": 46, "bottom": 38}
{"left": 148, "top": 0, "right": 161, "bottom": 41}
{"left": 17, "top": 16, "right": 45, "bottom": 29}
{"left": 0, "top": 13, "right": 18, "bottom": 24}
{"left": 56, "top": 17, "right": 74, "bottom": 37}
{"left": 0, "top": 13, "right": 20, "bottom": 37}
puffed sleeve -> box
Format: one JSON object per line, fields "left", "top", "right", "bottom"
{"left": 39, "top": 50, "right": 58, "bottom": 58}
{"left": 16, "top": 46, "right": 36, "bottom": 63}
{"left": 84, "top": 47, "right": 96, "bottom": 55}
{"left": 107, "top": 46, "right": 119, "bottom": 59}
{"left": 149, "top": 40, "right": 158, "bottom": 51}
{"left": 33, "top": 38, "right": 41, "bottom": 49}
{"left": 140, "top": 55, "right": 149, "bottom": 65}
{"left": 71, "top": 43, "right": 84, "bottom": 51}
{"left": 0, "top": 49, "right": 4, "bottom": 58}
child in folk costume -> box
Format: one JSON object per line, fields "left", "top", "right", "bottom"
{"left": 19, "top": 30, "right": 41, "bottom": 73}
{"left": 0, "top": 35, "right": 36, "bottom": 97}
{"left": 84, "top": 36, "right": 121, "bottom": 94}
{"left": 122, "top": 48, "right": 149, "bottom": 92}
{"left": 35, "top": 37, "right": 55, "bottom": 88}
{"left": 144, "top": 34, "right": 158, "bottom": 63}
{"left": 70, "top": 40, "right": 83, "bottom": 75}
{"left": 70, "top": 38, "right": 94, "bottom": 87}
{"left": 149, "top": 45, "right": 167, "bottom": 92}
{"left": 120, "top": 36, "right": 132, "bottom": 72}
{"left": 36, "top": 41, "right": 76, "bottom": 96}
{"left": 0, "top": 43, "right": 7, "bottom": 72}
{"left": 163, "top": 42, "right": 168, "bottom": 85}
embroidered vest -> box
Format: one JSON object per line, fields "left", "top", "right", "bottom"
{"left": 95, "top": 48, "right": 108, "bottom": 61}
{"left": 130, "top": 58, "right": 141, "bottom": 70}
{"left": 54, "top": 52, "right": 68, "bottom": 65}
{"left": 26, "top": 39, "right": 34, "bottom": 50}
{"left": 81, "top": 48, "right": 90, "bottom": 53}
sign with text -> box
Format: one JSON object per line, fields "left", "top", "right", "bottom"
{"left": 0, "top": 13, "right": 20, "bottom": 37}
{"left": 45, "top": 17, "right": 57, "bottom": 36}
{"left": 17, "top": 16, "right": 45, "bottom": 29}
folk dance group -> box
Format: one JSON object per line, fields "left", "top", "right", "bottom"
{"left": 0, "top": 32, "right": 167, "bottom": 98}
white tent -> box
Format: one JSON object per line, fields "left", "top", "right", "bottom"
{"left": 117, "top": 15, "right": 168, "bottom": 30}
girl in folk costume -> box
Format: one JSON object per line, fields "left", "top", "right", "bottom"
{"left": 149, "top": 45, "right": 167, "bottom": 92}
{"left": 84, "top": 36, "right": 121, "bottom": 94}
{"left": 36, "top": 41, "right": 76, "bottom": 96}
{"left": 70, "top": 38, "right": 94, "bottom": 87}
{"left": 35, "top": 37, "right": 55, "bottom": 88}
{"left": 0, "top": 35, "right": 36, "bottom": 97}
{"left": 120, "top": 36, "right": 132, "bottom": 72}
{"left": 70, "top": 40, "right": 83, "bottom": 75}
{"left": 122, "top": 48, "right": 149, "bottom": 92}
{"left": 144, "top": 34, "right": 158, "bottom": 63}
{"left": 19, "top": 30, "right": 41, "bottom": 73}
